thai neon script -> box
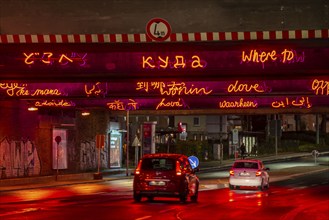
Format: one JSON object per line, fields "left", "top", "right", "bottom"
{"left": 271, "top": 96, "right": 312, "bottom": 109}
{"left": 311, "top": 79, "right": 329, "bottom": 95}
{"left": 227, "top": 80, "right": 271, "bottom": 93}
{"left": 0, "top": 83, "right": 62, "bottom": 97}
{"left": 219, "top": 98, "right": 258, "bottom": 109}
{"left": 156, "top": 98, "right": 189, "bottom": 110}
{"left": 35, "top": 99, "right": 75, "bottom": 107}
{"left": 107, "top": 99, "right": 139, "bottom": 111}
{"left": 136, "top": 81, "right": 212, "bottom": 96}
{"left": 23, "top": 52, "right": 87, "bottom": 66}
{"left": 241, "top": 49, "right": 305, "bottom": 68}
{"left": 142, "top": 55, "right": 206, "bottom": 69}
{"left": 84, "top": 82, "right": 106, "bottom": 97}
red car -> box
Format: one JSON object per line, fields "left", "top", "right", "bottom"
{"left": 133, "top": 153, "right": 199, "bottom": 203}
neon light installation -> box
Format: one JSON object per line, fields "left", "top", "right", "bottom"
{"left": 156, "top": 98, "right": 189, "bottom": 110}
{"left": 271, "top": 96, "right": 312, "bottom": 109}
{"left": 84, "top": 82, "right": 105, "bottom": 97}
{"left": 227, "top": 80, "right": 271, "bottom": 93}
{"left": 241, "top": 49, "right": 305, "bottom": 68}
{"left": 23, "top": 52, "right": 87, "bottom": 66}
{"left": 107, "top": 99, "right": 139, "bottom": 111}
{"left": 219, "top": 98, "right": 258, "bottom": 109}
{"left": 136, "top": 81, "right": 213, "bottom": 96}
{"left": 35, "top": 99, "right": 75, "bottom": 107}
{"left": 0, "top": 83, "right": 62, "bottom": 97}
{"left": 142, "top": 55, "right": 206, "bottom": 69}
{"left": 311, "top": 79, "right": 329, "bottom": 95}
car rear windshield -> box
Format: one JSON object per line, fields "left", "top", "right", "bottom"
{"left": 141, "top": 158, "right": 175, "bottom": 171}
{"left": 233, "top": 162, "right": 259, "bottom": 169}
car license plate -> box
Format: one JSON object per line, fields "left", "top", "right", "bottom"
{"left": 149, "top": 181, "right": 166, "bottom": 186}
{"left": 239, "top": 172, "right": 250, "bottom": 176}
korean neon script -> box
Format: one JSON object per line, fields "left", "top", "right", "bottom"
{"left": 241, "top": 49, "right": 305, "bottom": 69}
{"left": 312, "top": 79, "right": 329, "bottom": 95}
{"left": 227, "top": 80, "right": 271, "bottom": 93}
{"left": 34, "top": 99, "right": 75, "bottom": 107}
{"left": 219, "top": 98, "right": 258, "bottom": 109}
{"left": 0, "top": 83, "right": 62, "bottom": 97}
{"left": 271, "top": 96, "right": 312, "bottom": 109}
{"left": 23, "top": 52, "right": 88, "bottom": 66}
{"left": 136, "top": 81, "right": 212, "bottom": 96}
{"left": 107, "top": 99, "right": 139, "bottom": 111}
{"left": 156, "top": 98, "right": 189, "bottom": 110}
{"left": 142, "top": 55, "right": 206, "bottom": 69}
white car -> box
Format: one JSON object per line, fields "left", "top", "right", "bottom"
{"left": 229, "top": 159, "right": 270, "bottom": 191}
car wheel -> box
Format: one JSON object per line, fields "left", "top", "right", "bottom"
{"left": 190, "top": 184, "right": 199, "bottom": 202}
{"left": 133, "top": 192, "right": 142, "bottom": 202}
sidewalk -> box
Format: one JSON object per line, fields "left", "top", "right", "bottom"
{"left": 0, "top": 152, "right": 327, "bottom": 192}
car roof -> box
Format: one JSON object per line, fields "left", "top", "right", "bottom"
{"left": 234, "top": 159, "right": 262, "bottom": 163}
{"left": 141, "top": 153, "right": 187, "bottom": 160}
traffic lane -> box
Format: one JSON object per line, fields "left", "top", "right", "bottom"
{"left": 1, "top": 185, "right": 327, "bottom": 220}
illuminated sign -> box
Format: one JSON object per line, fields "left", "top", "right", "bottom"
{"left": 271, "top": 96, "right": 312, "bottom": 109}
{"left": 0, "top": 83, "right": 63, "bottom": 97}
{"left": 227, "top": 80, "right": 271, "bottom": 93}
{"left": 241, "top": 49, "right": 305, "bottom": 68}
{"left": 219, "top": 98, "right": 258, "bottom": 109}
{"left": 156, "top": 98, "right": 189, "bottom": 110}
{"left": 312, "top": 79, "right": 329, "bottom": 95}
{"left": 34, "top": 99, "right": 75, "bottom": 107}
{"left": 23, "top": 52, "right": 87, "bottom": 66}
{"left": 84, "top": 82, "right": 106, "bottom": 97}
{"left": 142, "top": 55, "right": 206, "bottom": 69}
{"left": 136, "top": 81, "right": 212, "bottom": 96}
{"left": 107, "top": 99, "right": 139, "bottom": 111}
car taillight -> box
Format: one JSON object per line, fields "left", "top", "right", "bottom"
{"left": 135, "top": 160, "right": 142, "bottom": 175}
{"left": 176, "top": 161, "right": 182, "bottom": 176}
{"left": 229, "top": 170, "right": 234, "bottom": 176}
{"left": 256, "top": 170, "right": 262, "bottom": 176}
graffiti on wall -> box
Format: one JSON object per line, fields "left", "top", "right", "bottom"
{"left": 80, "top": 140, "right": 108, "bottom": 171}
{"left": 0, "top": 137, "right": 41, "bottom": 179}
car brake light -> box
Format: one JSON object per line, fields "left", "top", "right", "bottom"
{"left": 135, "top": 160, "right": 142, "bottom": 175}
{"left": 229, "top": 170, "right": 234, "bottom": 176}
{"left": 256, "top": 170, "right": 262, "bottom": 176}
{"left": 176, "top": 161, "right": 182, "bottom": 176}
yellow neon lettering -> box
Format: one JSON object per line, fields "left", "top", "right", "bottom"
{"left": 271, "top": 96, "right": 312, "bottom": 109}
{"left": 227, "top": 80, "right": 266, "bottom": 93}
{"left": 311, "top": 79, "right": 329, "bottom": 95}
{"left": 219, "top": 98, "right": 258, "bottom": 109}
{"left": 158, "top": 56, "right": 169, "bottom": 68}
{"left": 281, "top": 49, "right": 294, "bottom": 63}
{"left": 24, "top": 53, "right": 34, "bottom": 65}
{"left": 191, "top": 55, "right": 204, "bottom": 68}
{"left": 58, "top": 54, "right": 73, "bottom": 63}
{"left": 107, "top": 100, "right": 125, "bottom": 110}
{"left": 156, "top": 98, "right": 184, "bottom": 110}
{"left": 41, "top": 52, "right": 53, "bottom": 64}
{"left": 31, "top": 89, "right": 61, "bottom": 96}
{"left": 174, "top": 56, "right": 186, "bottom": 68}
{"left": 142, "top": 56, "right": 155, "bottom": 69}
{"left": 35, "top": 99, "right": 75, "bottom": 107}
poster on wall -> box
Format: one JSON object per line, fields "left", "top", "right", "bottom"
{"left": 52, "top": 129, "right": 68, "bottom": 169}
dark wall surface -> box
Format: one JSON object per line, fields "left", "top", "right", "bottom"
{"left": 1, "top": 0, "right": 328, "bottom": 34}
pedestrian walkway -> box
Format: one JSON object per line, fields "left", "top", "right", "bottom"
{"left": 0, "top": 152, "right": 328, "bottom": 192}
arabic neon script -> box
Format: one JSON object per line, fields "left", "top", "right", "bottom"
{"left": 227, "top": 80, "right": 271, "bottom": 93}
{"left": 241, "top": 49, "right": 305, "bottom": 68}
{"left": 136, "top": 81, "right": 213, "bottom": 96}
{"left": 0, "top": 83, "right": 62, "bottom": 97}
{"left": 35, "top": 99, "right": 75, "bottom": 107}
{"left": 107, "top": 99, "right": 139, "bottom": 111}
{"left": 271, "top": 96, "right": 312, "bottom": 109}
{"left": 156, "top": 98, "right": 189, "bottom": 110}
{"left": 23, "top": 52, "right": 88, "bottom": 66}
{"left": 142, "top": 55, "right": 206, "bottom": 69}
{"left": 312, "top": 79, "right": 329, "bottom": 95}
{"left": 84, "top": 82, "right": 105, "bottom": 97}
{"left": 219, "top": 98, "right": 258, "bottom": 109}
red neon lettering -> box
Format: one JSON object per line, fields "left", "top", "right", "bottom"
{"left": 311, "top": 79, "right": 329, "bottom": 95}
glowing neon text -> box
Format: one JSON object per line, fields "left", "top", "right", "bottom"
{"left": 84, "top": 82, "right": 105, "bottom": 97}
{"left": 142, "top": 55, "right": 206, "bottom": 69}
{"left": 136, "top": 81, "right": 212, "bottom": 96}
{"left": 227, "top": 80, "right": 271, "bottom": 93}
{"left": 241, "top": 49, "right": 305, "bottom": 68}
{"left": 35, "top": 99, "right": 75, "bottom": 107}
{"left": 23, "top": 52, "right": 87, "bottom": 66}
{"left": 219, "top": 98, "right": 258, "bottom": 109}
{"left": 0, "top": 83, "right": 62, "bottom": 97}
{"left": 271, "top": 96, "right": 312, "bottom": 109}
{"left": 312, "top": 79, "right": 329, "bottom": 95}
{"left": 156, "top": 98, "right": 189, "bottom": 110}
{"left": 107, "top": 99, "right": 139, "bottom": 111}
